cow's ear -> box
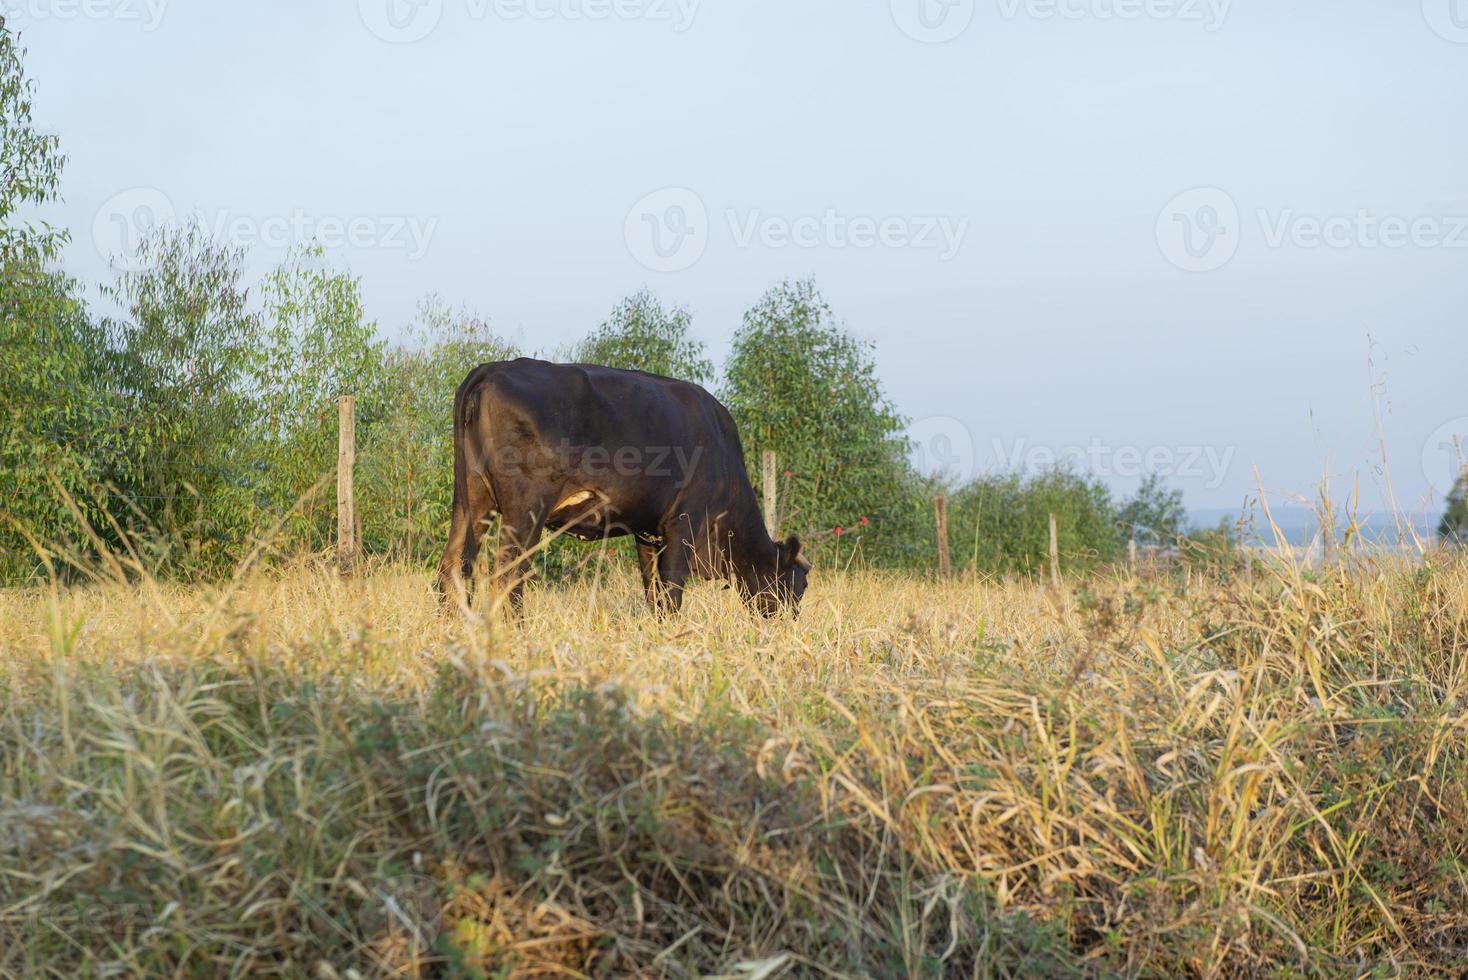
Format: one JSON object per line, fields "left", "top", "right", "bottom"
{"left": 785, "top": 535, "right": 811, "bottom": 571}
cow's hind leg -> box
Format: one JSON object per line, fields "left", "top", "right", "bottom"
{"left": 636, "top": 540, "right": 662, "bottom": 612}
{"left": 492, "top": 495, "right": 551, "bottom": 617}
{"left": 437, "top": 474, "right": 495, "bottom": 610}
{"left": 437, "top": 503, "right": 472, "bottom": 609}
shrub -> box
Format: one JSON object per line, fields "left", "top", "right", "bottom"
{"left": 722, "top": 279, "right": 920, "bottom": 563}
{"left": 358, "top": 298, "right": 519, "bottom": 565}
{"left": 947, "top": 469, "right": 1125, "bottom": 578}
{"left": 575, "top": 289, "right": 712, "bottom": 385}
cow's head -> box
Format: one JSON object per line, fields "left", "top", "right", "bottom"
{"left": 755, "top": 535, "right": 810, "bottom": 617}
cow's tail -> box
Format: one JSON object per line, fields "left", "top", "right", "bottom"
{"left": 450, "top": 376, "right": 481, "bottom": 520}
{"left": 461, "top": 384, "right": 481, "bottom": 429}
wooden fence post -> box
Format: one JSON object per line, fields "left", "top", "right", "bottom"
{"left": 762, "top": 450, "right": 778, "bottom": 537}
{"left": 1048, "top": 513, "right": 1061, "bottom": 589}
{"left": 337, "top": 395, "right": 357, "bottom": 576}
{"left": 934, "top": 495, "right": 952, "bottom": 579}
{"left": 1128, "top": 536, "right": 1137, "bottom": 572}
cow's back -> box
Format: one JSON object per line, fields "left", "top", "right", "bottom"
{"left": 467, "top": 358, "right": 720, "bottom": 447}
{"left": 462, "top": 359, "right": 751, "bottom": 509}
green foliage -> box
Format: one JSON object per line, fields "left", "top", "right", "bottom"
{"left": 1181, "top": 518, "right": 1245, "bottom": 574}
{"left": 0, "top": 17, "right": 1206, "bottom": 587}
{"left": 1118, "top": 473, "right": 1187, "bottom": 545}
{"left": 576, "top": 289, "right": 712, "bottom": 384}
{"left": 0, "top": 18, "right": 68, "bottom": 267}
{"left": 722, "top": 279, "right": 918, "bottom": 561}
{"left": 0, "top": 263, "right": 132, "bottom": 580}
{"left": 1440, "top": 475, "right": 1467, "bottom": 546}
{"left": 358, "top": 298, "right": 519, "bottom": 564}
{"left": 102, "top": 227, "right": 264, "bottom": 574}
{"left": 948, "top": 469, "right": 1125, "bottom": 577}
{"left": 255, "top": 246, "right": 384, "bottom": 553}
{"left": 0, "top": 22, "right": 106, "bottom": 580}
{"left": 0, "top": 19, "right": 1184, "bottom": 585}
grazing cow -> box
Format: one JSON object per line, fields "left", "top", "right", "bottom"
{"left": 436, "top": 358, "right": 810, "bottom": 616}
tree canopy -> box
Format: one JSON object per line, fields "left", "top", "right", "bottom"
{"left": 576, "top": 289, "right": 713, "bottom": 385}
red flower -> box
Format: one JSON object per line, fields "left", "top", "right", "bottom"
{"left": 607, "top": 549, "right": 616, "bottom": 557}
{"left": 859, "top": 516, "right": 870, "bottom": 527}
{"left": 834, "top": 526, "right": 844, "bottom": 537}
{"left": 783, "top": 470, "right": 793, "bottom": 479}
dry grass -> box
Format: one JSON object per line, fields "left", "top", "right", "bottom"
{"left": 2, "top": 550, "right": 1467, "bottom": 977}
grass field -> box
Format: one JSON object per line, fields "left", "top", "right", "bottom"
{"left": 2, "top": 551, "right": 1467, "bottom": 977}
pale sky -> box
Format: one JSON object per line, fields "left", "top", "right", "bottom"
{"left": 10, "top": 0, "right": 1468, "bottom": 517}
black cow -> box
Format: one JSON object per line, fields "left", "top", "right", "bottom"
{"left": 436, "top": 358, "right": 810, "bottom": 616}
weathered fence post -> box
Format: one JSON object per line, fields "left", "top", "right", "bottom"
{"left": 337, "top": 395, "right": 357, "bottom": 576}
{"left": 934, "top": 495, "right": 952, "bottom": 579}
{"left": 1128, "top": 536, "right": 1137, "bottom": 573}
{"left": 762, "top": 450, "right": 778, "bottom": 537}
{"left": 1048, "top": 512, "right": 1061, "bottom": 589}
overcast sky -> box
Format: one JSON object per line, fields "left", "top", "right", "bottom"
{"left": 10, "top": 0, "right": 1468, "bottom": 517}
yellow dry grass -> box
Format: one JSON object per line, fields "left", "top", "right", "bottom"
{"left": 2, "top": 551, "right": 1467, "bottom": 977}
